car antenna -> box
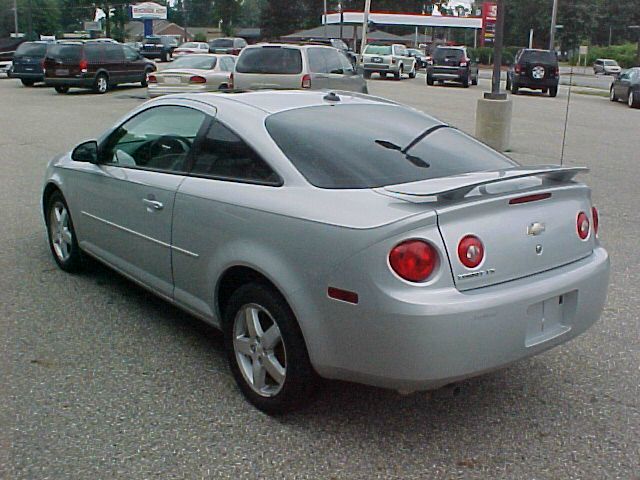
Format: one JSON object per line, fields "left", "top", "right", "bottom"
{"left": 323, "top": 92, "right": 341, "bottom": 102}
{"left": 560, "top": 64, "right": 574, "bottom": 166}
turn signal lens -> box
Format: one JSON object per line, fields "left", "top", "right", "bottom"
{"left": 577, "top": 212, "right": 590, "bottom": 240}
{"left": 389, "top": 240, "right": 438, "bottom": 282}
{"left": 301, "top": 73, "right": 311, "bottom": 88}
{"left": 458, "top": 235, "right": 484, "bottom": 269}
{"left": 147, "top": 74, "right": 157, "bottom": 83}
{"left": 189, "top": 75, "right": 207, "bottom": 84}
{"left": 591, "top": 207, "right": 599, "bottom": 236}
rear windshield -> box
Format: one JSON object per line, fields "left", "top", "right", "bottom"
{"left": 266, "top": 104, "right": 515, "bottom": 189}
{"left": 364, "top": 45, "right": 392, "bottom": 55}
{"left": 170, "top": 55, "right": 216, "bottom": 69}
{"left": 434, "top": 48, "right": 464, "bottom": 60}
{"left": 144, "top": 38, "right": 161, "bottom": 44}
{"left": 519, "top": 50, "right": 557, "bottom": 64}
{"left": 15, "top": 42, "right": 48, "bottom": 57}
{"left": 236, "top": 47, "right": 302, "bottom": 74}
{"left": 47, "top": 44, "right": 82, "bottom": 62}
{"left": 209, "top": 39, "right": 234, "bottom": 47}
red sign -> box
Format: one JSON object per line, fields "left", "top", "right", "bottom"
{"left": 481, "top": 2, "right": 497, "bottom": 47}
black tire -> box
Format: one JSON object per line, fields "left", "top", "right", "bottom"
{"left": 54, "top": 86, "right": 69, "bottom": 94}
{"left": 426, "top": 73, "right": 434, "bottom": 86}
{"left": 629, "top": 89, "right": 640, "bottom": 108}
{"left": 394, "top": 65, "right": 403, "bottom": 81}
{"left": 549, "top": 86, "right": 558, "bottom": 97}
{"left": 141, "top": 68, "right": 153, "bottom": 87}
{"left": 161, "top": 51, "right": 168, "bottom": 62}
{"left": 505, "top": 75, "right": 511, "bottom": 91}
{"left": 610, "top": 86, "right": 618, "bottom": 102}
{"left": 45, "top": 190, "right": 83, "bottom": 272}
{"left": 223, "top": 282, "right": 318, "bottom": 414}
{"left": 461, "top": 73, "right": 470, "bottom": 88}
{"left": 409, "top": 63, "right": 416, "bottom": 79}
{"left": 21, "top": 78, "right": 35, "bottom": 87}
{"left": 511, "top": 81, "right": 519, "bottom": 94}
{"left": 472, "top": 75, "right": 478, "bottom": 86}
{"left": 363, "top": 70, "right": 371, "bottom": 79}
{"left": 93, "top": 73, "right": 109, "bottom": 94}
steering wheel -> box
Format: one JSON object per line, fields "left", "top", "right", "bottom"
{"left": 149, "top": 135, "right": 191, "bottom": 159}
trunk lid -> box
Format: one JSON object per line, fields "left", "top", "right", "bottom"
{"left": 383, "top": 167, "right": 595, "bottom": 291}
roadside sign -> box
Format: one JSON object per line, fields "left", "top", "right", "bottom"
{"left": 579, "top": 45, "right": 588, "bottom": 55}
{"left": 84, "top": 21, "right": 101, "bottom": 31}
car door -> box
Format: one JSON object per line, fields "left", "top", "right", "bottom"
{"left": 306, "top": 47, "right": 331, "bottom": 89}
{"left": 123, "top": 44, "right": 144, "bottom": 82}
{"left": 75, "top": 105, "right": 207, "bottom": 297}
{"left": 326, "top": 49, "right": 364, "bottom": 92}
{"left": 171, "top": 118, "right": 282, "bottom": 320}
{"left": 394, "top": 45, "right": 411, "bottom": 70}
{"left": 616, "top": 70, "right": 631, "bottom": 99}
{"left": 102, "top": 43, "right": 125, "bottom": 83}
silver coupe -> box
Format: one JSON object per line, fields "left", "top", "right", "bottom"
{"left": 42, "top": 90, "right": 610, "bottom": 413}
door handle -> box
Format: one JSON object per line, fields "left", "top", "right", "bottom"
{"left": 142, "top": 198, "right": 164, "bottom": 211}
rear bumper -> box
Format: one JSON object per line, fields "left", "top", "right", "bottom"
{"left": 11, "top": 71, "right": 44, "bottom": 81}
{"left": 311, "top": 247, "right": 609, "bottom": 391}
{"left": 364, "top": 64, "right": 397, "bottom": 73}
{"left": 141, "top": 51, "right": 165, "bottom": 59}
{"left": 513, "top": 74, "right": 559, "bottom": 88}
{"left": 428, "top": 66, "right": 468, "bottom": 79}
{"left": 44, "top": 77, "right": 94, "bottom": 88}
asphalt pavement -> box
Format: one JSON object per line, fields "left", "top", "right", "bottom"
{"left": 1, "top": 75, "right": 639, "bottom": 479}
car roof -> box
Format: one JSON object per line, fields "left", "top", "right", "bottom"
{"left": 246, "top": 43, "right": 334, "bottom": 50}
{"left": 161, "top": 90, "right": 397, "bottom": 115}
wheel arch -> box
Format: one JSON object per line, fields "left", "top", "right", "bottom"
{"left": 42, "top": 181, "right": 63, "bottom": 219}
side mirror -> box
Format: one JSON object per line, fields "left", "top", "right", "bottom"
{"left": 71, "top": 140, "right": 98, "bottom": 163}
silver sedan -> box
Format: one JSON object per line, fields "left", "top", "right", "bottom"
{"left": 147, "top": 54, "right": 235, "bottom": 97}
{"left": 42, "top": 90, "right": 610, "bottom": 413}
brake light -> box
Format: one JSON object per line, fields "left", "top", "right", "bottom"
{"left": 458, "top": 235, "right": 484, "bottom": 269}
{"left": 147, "top": 74, "right": 157, "bottom": 83}
{"left": 301, "top": 73, "right": 311, "bottom": 88}
{"left": 231, "top": 48, "right": 241, "bottom": 55}
{"left": 189, "top": 75, "right": 206, "bottom": 84}
{"left": 577, "top": 212, "right": 590, "bottom": 240}
{"left": 591, "top": 207, "right": 599, "bottom": 236}
{"left": 389, "top": 240, "right": 438, "bottom": 282}
{"left": 460, "top": 59, "right": 468, "bottom": 67}
{"left": 79, "top": 59, "right": 88, "bottom": 72}
{"left": 515, "top": 64, "right": 522, "bottom": 74}
{"left": 554, "top": 66, "right": 559, "bottom": 76}
{"left": 509, "top": 193, "right": 552, "bottom": 205}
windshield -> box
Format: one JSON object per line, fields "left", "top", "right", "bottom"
{"left": 364, "top": 45, "right": 392, "bottom": 55}
{"left": 266, "top": 104, "right": 515, "bottom": 189}
{"left": 169, "top": 55, "right": 217, "bottom": 69}
{"left": 144, "top": 38, "right": 161, "bottom": 44}
{"left": 604, "top": 60, "right": 618, "bottom": 66}
{"left": 15, "top": 42, "right": 48, "bottom": 57}
{"left": 236, "top": 47, "right": 302, "bottom": 74}
{"left": 434, "top": 48, "right": 464, "bottom": 60}
{"left": 210, "top": 39, "right": 234, "bottom": 47}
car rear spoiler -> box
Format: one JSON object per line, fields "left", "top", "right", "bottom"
{"left": 379, "top": 166, "right": 588, "bottom": 202}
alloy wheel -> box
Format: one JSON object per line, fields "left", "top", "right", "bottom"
{"left": 97, "top": 76, "right": 108, "bottom": 93}
{"left": 233, "top": 303, "right": 287, "bottom": 397}
{"left": 49, "top": 201, "right": 73, "bottom": 262}
{"left": 629, "top": 91, "right": 635, "bottom": 108}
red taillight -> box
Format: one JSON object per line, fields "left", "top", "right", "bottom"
{"left": 79, "top": 59, "right": 88, "bottom": 71}
{"left": 515, "top": 64, "right": 522, "bottom": 74}
{"left": 457, "top": 235, "right": 484, "bottom": 269}
{"left": 577, "top": 212, "right": 590, "bottom": 240}
{"left": 389, "top": 240, "right": 438, "bottom": 283}
{"left": 591, "top": 207, "right": 599, "bottom": 236}
{"left": 554, "top": 66, "right": 559, "bottom": 76}
{"left": 231, "top": 48, "right": 241, "bottom": 55}
{"left": 460, "top": 59, "right": 468, "bottom": 66}
{"left": 148, "top": 74, "right": 157, "bottom": 83}
{"left": 301, "top": 73, "right": 311, "bottom": 88}
{"left": 189, "top": 75, "right": 206, "bottom": 84}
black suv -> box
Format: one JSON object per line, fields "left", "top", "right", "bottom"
{"left": 426, "top": 46, "right": 478, "bottom": 87}
{"left": 11, "top": 41, "right": 52, "bottom": 86}
{"left": 506, "top": 49, "right": 559, "bottom": 97}
{"left": 44, "top": 41, "right": 156, "bottom": 94}
{"left": 140, "top": 36, "right": 178, "bottom": 62}
{"left": 207, "top": 37, "right": 247, "bottom": 55}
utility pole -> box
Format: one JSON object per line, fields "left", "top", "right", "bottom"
{"left": 13, "top": 0, "right": 19, "bottom": 36}
{"left": 339, "top": 2, "right": 343, "bottom": 41}
{"left": 27, "top": 0, "right": 33, "bottom": 39}
{"left": 182, "top": 0, "right": 188, "bottom": 42}
{"left": 629, "top": 26, "right": 640, "bottom": 66}
{"left": 360, "top": 0, "right": 371, "bottom": 56}
{"left": 549, "top": 0, "right": 559, "bottom": 50}
{"left": 323, "top": 0, "right": 328, "bottom": 38}
{"left": 489, "top": 0, "right": 505, "bottom": 96}
{"left": 529, "top": 28, "right": 534, "bottom": 49}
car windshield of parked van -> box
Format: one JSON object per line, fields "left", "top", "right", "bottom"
{"left": 170, "top": 55, "right": 217, "bottom": 69}
{"left": 364, "top": 45, "right": 392, "bottom": 55}
{"left": 266, "top": 104, "right": 516, "bottom": 189}
{"left": 15, "top": 42, "right": 48, "bottom": 57}
{"left": 236, "top": 47, "right": 302, "bottom": 74}
{"left": 46, "top": 44, "right": 82, "bottom": 62}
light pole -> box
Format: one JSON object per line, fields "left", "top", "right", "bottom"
{"left": 323, "top": 0, "right": 328, "bottom": 39}
{"left": 630, "top": 25, "right": 640, "bottom": 66}
{"left": 360, "top": 0, "right": 371, "bottom": 56}
{"left": 549, "top": 0, "right": 559, "bottom": 50}
{"left": 13, "top": 0, "right": 19, "bottom": 36}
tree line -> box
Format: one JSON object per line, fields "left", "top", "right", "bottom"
{"left": 1, "top": 0, "right": 638, "bottom": 51}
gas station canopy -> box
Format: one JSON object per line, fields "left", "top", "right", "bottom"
{"left": 324, "top": 12, "right": 483, "bottom": 29}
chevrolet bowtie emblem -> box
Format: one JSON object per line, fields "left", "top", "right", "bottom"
{"left": 527, "top": 222, "right": 546, "bottom": 236}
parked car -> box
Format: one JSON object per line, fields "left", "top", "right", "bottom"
{"left": 42, "top": 90, "right": 609, "bottom": 413}
{"left": 11, "top": 40, "right": 52, "bottom": 86}
{"left": 208, "top": 37, "right": 247, "bottom": 55}
{"left": 124, "top": 41, "right": 142, "bottom": 52}
{"left": 147, "top": 54, "right": 235, "bottom": 97}
{"left": 593, "top": 58, "right": 621, "bottom": 76}
{"left": 361, "top": 43, "right": 417, "bottom": 80}
{"left": 234, "top": 43, "right": 367, "bottom": 93}
{"left": 426, "top": 46, "right": 478, "bottom": 87}
{"left": 44, "top": 41, "right": 156, "bottom": 94}
{"left": 506, "top": 48, "right": 559, "bottom": 97}
{"left": 610, "top": 67, "right": 640, "bottom": 108}
{"left": 301, "top": 38, "right": 358, "bottom": 66}
{"left": 141, "top": 35, "right": 178, "bottom": 62}
{"left": 173, "top": 42, "right": 210, "bottom": 57}
{"left": 407, "top": 48, "right": 427, "bottom": 69}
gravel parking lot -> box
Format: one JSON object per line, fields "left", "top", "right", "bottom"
{"left": 1, "top": 75, "right": 639, "bottom": 479}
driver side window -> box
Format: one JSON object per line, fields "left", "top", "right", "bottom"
{"left": 100, "top": 106, "right": 206, "bottom": 173}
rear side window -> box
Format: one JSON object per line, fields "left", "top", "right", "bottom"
{"left": 519, "top": 50, "right": 557, "bottom": 64}
{"left": 434, "top": 48, "right": 464, "bottom": 61}
{"left": 265, "top": 104, "right": 515, "bottom": 189}
{"left": 85, "top": 44, "right": 102, "bottom": 62}
{"left": 47, "top": 44, "right": 82, "bottom": 62}
{"left": 236, "top": 47, "right": 302, "bottom": 74}
{"left": 104, "top": 44, "right": 124, "bottom": 61}
{"left": 15, "top": 42, "right": 47, "bottom": 57}
{"left": 364, "top": 45, "right": 392, "bottom": 55}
